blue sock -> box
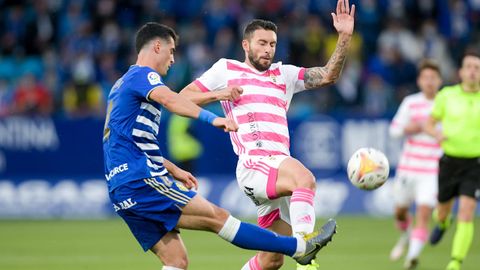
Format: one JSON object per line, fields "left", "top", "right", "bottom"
{"left": 217, "top": 216, "right": 298, "bottom": 256}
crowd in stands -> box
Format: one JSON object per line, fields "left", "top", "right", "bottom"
{"left": 0, "top": 0, "right": 479, "bottom": 118}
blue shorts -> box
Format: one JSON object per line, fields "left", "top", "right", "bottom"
{"left": 109, "top": 176, "right": 197, "bottom": 251}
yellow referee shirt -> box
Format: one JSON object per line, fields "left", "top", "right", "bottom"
{"left": 431, "top": 84, "right": 480, "bottom": 158}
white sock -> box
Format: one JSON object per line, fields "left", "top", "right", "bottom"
{"left": 293, "top": 235, "right": 307, "bottom": 258}
{"left": 162, "top": 266, "right": 184, "bottom": 270}
{"left": 290, "top": 188, "right": 316, "bottom": 236}
{"left": 217, "top": 215, "right": 241, "bottom": 242}
{"left": 406, "top": 228, "right": 428, "bottom": 260}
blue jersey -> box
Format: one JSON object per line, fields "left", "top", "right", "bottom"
{"left": 103, "top": 65, "right": 168, "bottom": 191}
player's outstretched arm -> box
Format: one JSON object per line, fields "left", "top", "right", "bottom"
{"left": 149, "top": 85, "right": 238, "bottom": 132}
{"left": 180, "top": 83, "right": 243, "bottom": 106}
{"left": 304, "top": 0, "right": 355, "bottom": 90}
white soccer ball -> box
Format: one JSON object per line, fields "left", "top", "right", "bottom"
{"left": 347, "top": 147, "right": 390, "bottom": 190}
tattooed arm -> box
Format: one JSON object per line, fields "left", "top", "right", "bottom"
{"left": 304, "top": 0, "right": 355, "bottom": 90}
{"left": 304, "top": 35, "right": 351, "bottom": 89}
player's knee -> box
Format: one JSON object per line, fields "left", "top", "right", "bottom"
{"left": 211, "top": 204, "right": 231, "bottom": 230}
{"left": 157, "top": 253, "right": 188, "bottom": 269}
{"left": 394, "top": 208, "right": 408, "bottom": 220}
{"left": 457, "top": 208, "right": 475, "bottom": 222}
{"left": 294, "top": 170, "right": 316, "bottom": 191}
{"left": 213, "top": 205, "right": 230, "bottom": 220}
{"left": 261, "top": 254, "right": 284, "bottom": 270}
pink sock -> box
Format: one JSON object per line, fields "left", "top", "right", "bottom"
{"left": 241, "top": 255, "right": 262, "bottom": 270}
{"left": 395, "top": 216, "right": 411, "bottom": 232}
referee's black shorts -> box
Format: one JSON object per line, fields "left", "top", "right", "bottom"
{"left": 438, "top": 154, "right": 480, "bottom": 203}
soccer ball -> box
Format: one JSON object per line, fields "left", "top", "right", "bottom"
{"left": 347, "top": 147, "right": 390, "bottom": 190}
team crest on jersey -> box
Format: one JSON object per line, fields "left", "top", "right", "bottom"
{"left": 174, "top": 181, "right": 189, "bottom": 192}
{"left": 147, "top": 72, "right": 161, "bottom": 85}
{"left": 270, "top": 74, "right": 277, "bottom": 83}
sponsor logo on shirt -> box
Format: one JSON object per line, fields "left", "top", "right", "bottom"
{"left": 247, "top": 112, "right": 262, "bottom": 148}
{"left": 147, "top": 72, "right": 161, "bottom": 85}
{"left": 105, "top": 163, "right": 129, "bottom": 181}
{"left": 243, "top": 186, "right": 261, "bottom": 206}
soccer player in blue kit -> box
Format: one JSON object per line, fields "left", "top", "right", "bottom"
{"left": 103, "top": 22, "right": 336, "bottom": 270}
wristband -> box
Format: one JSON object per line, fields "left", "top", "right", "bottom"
{"left": 198, "top": 109, "right": 218, "bottom": 124}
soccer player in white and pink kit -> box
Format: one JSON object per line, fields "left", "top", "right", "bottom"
{"left": 388, "top": 60, "right": 443, "bottom": 270}
{"left": 180, "top": 1, "right": 355, "bottom": 269}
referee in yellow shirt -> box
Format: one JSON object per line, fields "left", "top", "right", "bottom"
{"left": 424, "top": 51, "right": 480, "bottom": 270}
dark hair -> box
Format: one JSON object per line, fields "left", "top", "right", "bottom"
{"left": 455, "top": 49, "right": 480, "bottom": 67}
{"left": 462, "top": 50, "right": 480, "bottom": 61}
{"left": 135, "top": 22, "right": 178, "bottom": 54}
{"left": 243, "top": 19, "right": 277, "bottom": 40}
{"left": 418, "top": 59, "right": 441, "bottom": 75}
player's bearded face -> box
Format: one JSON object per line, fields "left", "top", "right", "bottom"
{"left": 246, "top": 30, "right": 276, "bottom": 71}
{"left": 248, "top": 48, "right": 272, "bottom": 71}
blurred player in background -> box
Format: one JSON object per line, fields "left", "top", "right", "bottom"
{"left": 103, "top": 22, "right": 335, "bottom": 270}
{"left": 388, "top": 60, "right": 443, "bottom": 269}
{"left": 424, "top": 52, "right": 480, "bottom": 270}
{"left": 180, "top": 1, "right": 355, "bottom": 269}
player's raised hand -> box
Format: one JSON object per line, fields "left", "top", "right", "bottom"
{"left": 219, "top": 86, "right": 243, "bottom": 101}
{"left": 331, "top": 0, "right": 355, "bottom": 36}
{"left": 212, "top": 117, "right": 239, "bottom": 132}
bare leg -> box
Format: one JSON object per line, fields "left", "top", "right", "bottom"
{"left": 150, "top": 231, "right": 188, "bottom": 269}
{"left": 390, "top": 206, "right": 410, "bottom": 261}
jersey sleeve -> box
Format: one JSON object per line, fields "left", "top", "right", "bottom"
{"left": 389, "top": 97, "right": 410, "bottom": 138}
{"left": 131, "top": 68, "right": 165, "bottom": 99}
{"left": 280, "top": 64, "right": 307, "bottom": 95}
{"left": 193, "top": 58, "right": 228, "bottom": 92}
{"left": 431, "top": 87, "right": 446, "bottom": 120}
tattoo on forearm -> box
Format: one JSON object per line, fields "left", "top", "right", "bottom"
{"left": 304, "top": 67, "right": 328, "bottom": 89}
{"left": 304, "top": 37, "right": 350, "bottom": 89}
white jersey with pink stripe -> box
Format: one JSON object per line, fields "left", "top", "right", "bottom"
{"left": 194, "top": 58, "right": 306, "bottom": 158}
{"left": 389, "top": 92, "right": 443, "bottom": 175}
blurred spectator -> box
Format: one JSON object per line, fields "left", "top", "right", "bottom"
{"left": 0, "top": 79, "right": 13, "bottom": 117}
{"left": 356, "top": 0, "right": 383, "bottom": 57}
{"left": 62, "top": 54, "right": 104, "bottom": 118}
{"left": 416, "top": 20, "right": 455, "bottom": 81}
{"left": 24, "top": 0, "right": 57, "bottom": 56}
{"left": 447, "top": 0, "right": 473, "bottom": 61}
{"left": 362, "top": 74, "right": 394, "bottom": 116}
{"left": 167, "top": 115, "right": 203, "bottom": 173}
{"left": 12, "top": 73, "right": 53, "bottom": 116}
{"left": 377, "top": 18, "right": 421, "bottom": 63}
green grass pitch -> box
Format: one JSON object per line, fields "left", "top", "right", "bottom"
{"left": 1, "top": 217, "right": 478, "bottom": 269}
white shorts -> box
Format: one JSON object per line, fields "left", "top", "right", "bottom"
{"left": 393, "top": 172, "right": 438, "bottom": 208}
{"left": 236, "top": 155, "right": 291, "bottom": 228}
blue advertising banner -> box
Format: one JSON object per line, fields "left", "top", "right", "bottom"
{"left": 0, "top": 175, "right": 398, "bottom": 218}
{"left": 2, "top": 115, "right": 475, "bottom": 218}
{"left": 0, "top": 115, "right": 402, "bottom": 178}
